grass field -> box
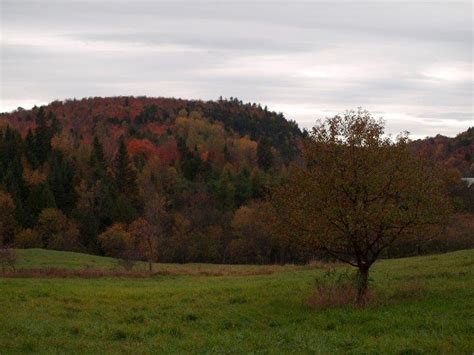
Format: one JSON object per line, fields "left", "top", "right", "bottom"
{"left": 0, "top": 249, "right": 473, "bottom": 353}
{"left": 8, "top": 249, "right": 306, "bottom": 276}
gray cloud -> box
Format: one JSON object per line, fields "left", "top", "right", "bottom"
{"left": 0, "top": 0, "right": 472, "bottom": 137}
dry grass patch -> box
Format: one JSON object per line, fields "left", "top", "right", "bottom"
{"left": 307, "top": 279, "right": 358, "bottom": 309}
{"left": 0, "top": 263, "right": 311, "bottom": 278}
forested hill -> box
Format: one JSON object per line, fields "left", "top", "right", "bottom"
{"left": 0, "top": 96, "right": 303, "bottom": 166}
{"left": 0, "top": 97, "right": 471, "bottom": 264}
{"left": 0, "top": 97, "right": 305, "bottom": 263}
{"left": 411, "top": 127, "right": 474, "bottom": 177}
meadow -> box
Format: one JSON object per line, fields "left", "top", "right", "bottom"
{"left": 0, "top": 249, "right": 473, "bottom": 353}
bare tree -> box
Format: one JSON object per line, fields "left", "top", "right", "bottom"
{"left": 129, "top": 218, "right": 158, "bottom": 272}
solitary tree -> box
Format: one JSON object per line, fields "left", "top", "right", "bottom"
{"left": 36, "top": 208, "right": 81, "bottom": 251}
{"left": 98, "top": 223, "right": 133, "bottom": 259}
{"left": 273, "top": 109, "right": 451, "bottom": 305}
{"left": 129, "top": 218, "right": 158, "bottom": 272}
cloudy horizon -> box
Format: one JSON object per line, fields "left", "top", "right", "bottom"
{"left": 0, "top": 0, "right": 472, "bottom": 138}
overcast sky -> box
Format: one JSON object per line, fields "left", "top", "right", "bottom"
{"left": 0, "top": 0, "right": 472, "bottom": 137}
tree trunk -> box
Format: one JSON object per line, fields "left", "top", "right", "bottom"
{"left": 148, "top": 260, "right": 153, "bottom": 273}
{"left": 356, "top": 266, "right": 369, "bottom": 306}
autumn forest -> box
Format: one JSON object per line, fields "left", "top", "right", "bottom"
{"left": 0, "top": 97, "right": 473, "bottom": 266}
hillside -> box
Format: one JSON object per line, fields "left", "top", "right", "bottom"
{"left": 0, "top": 96, "right": 303, "bottom": 165}
{"left": 0, "top": 97, "right": 472, "bottom": 264}
{"left": 2, "top": 97, "right": 471, "bottom": 177}
{"left": 1, "top": 249, "right": 473, "bottom": 353}
{"left": 411, "top": 127, "right": 474, "bottom": 177}
{"left": 0, "top": 97, "right": 305, "bottom": 264}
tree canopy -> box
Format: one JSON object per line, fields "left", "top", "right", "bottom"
{"left": 272, "top": 109, "right": 452, "bottom": 303}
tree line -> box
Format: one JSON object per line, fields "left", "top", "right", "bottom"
{"left": 0, "top": 100, "right": 472, "bottom": 273}
{"left": 0, "top": 102, "right": 304, "bottom": 264}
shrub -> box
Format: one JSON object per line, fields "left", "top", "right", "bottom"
{"left": 14, "top": 229, "right": 42, "bottom": 248}
{"left": 48, "top": 224, "right": 81, "bottom": 252}
{"left": 98, "top": 223, "right": 133, "bottom": 258}
{"left": 307, "top": 268, "right": 369, "bottom": 309}
{"left": 37, "top": 208, "right": 82, "bottom": 251}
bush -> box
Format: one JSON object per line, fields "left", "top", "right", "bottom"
{"left": 98, "top": 224, "right": 133, "bottom": 258}
{"left": 48, "top": 225, "right": 82, "bottom": 252}
{"left": 37, "top": 208, "right": 82, "bottom": 251}
{"left": 14, "top": 229, "right": 42, "bottom": 248}
{"left": 307, "top": 268, "right": 368, "bottom": 309}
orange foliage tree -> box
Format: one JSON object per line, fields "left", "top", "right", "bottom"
{"left": 273, "top": 109, "right": 452, "bottom": 305}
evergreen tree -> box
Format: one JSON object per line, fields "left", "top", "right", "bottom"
{"left": 215, "top": 169, "right": 235, "bottom": 211}
{"left": 0, "top": 128, "right": 32, "bottom": 227}
{"left": 25, "top": 129, "right": 39, "bottom": 169}
{"left": 91, "top": 136, "right": 105, "bottom": 164}
{"left": 49, "top": 112, "right": 60, "bottom": 135}
{"left": 89, "top": 136, "right": 107, "bottom": 182}
{"left": 48, "top": 150, "right": 76, "bottom": 214}
{"left": 34, "top": 107, "right": 52, "bottom": 165}
{"left": 26, "top": 182, "right": 56, "bottom": 220}
{"left": 257, "top": 137, "right": 274, "bottom": 171}
{"left": 181, "top": 155, "right": 204, "bottom": 181}
{"left": 3, "top": 155, "right": 28, "bottom": 202}
{"left": 111, "top": 193, "right": 138, "bottom": 223}
{"left": 177, "top": 136, "right": 190, "bottom": 158}
{"left": 235, "top": 167, "right": 252, "bottom": 206}
{"left": 251, "top": 168, "right": 267, "bottom": 199}
{"left": 223, "top": 143, "right": 231, "bottom": 162}
{"left": 114, "top": 138, "right": 139, "bottom": 197}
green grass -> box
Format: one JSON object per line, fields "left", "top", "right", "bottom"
{"left": 12, "top": 248, "right": 120, "bottom": 270}
{"left": 12, "top": 248, "right": 303, "bottom": 275}
{"left": 1, "top": 249, "right": 473, "bottom": 353}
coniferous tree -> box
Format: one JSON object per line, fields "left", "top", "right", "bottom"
{"left": 27, "top": 183, "right": 56, "bottom": 219}
{"left": 251, "top": 168, "right": 267, "bottom": 198}
{"left": 48, "top": 150, "right": 76, "bottom": 214}
{"left": 257, "top": 137, "right": 274, "bottom": 171}
{"left": 0, "top": 128, "right": 32, "bottom": 227}
{"left": 114, "top": 138, "right": 139, "bottom": 197}
{"left": 91, "top": 136, "right": 105, "bottom": 164}
{"left": 89, "top": 136, "right": 107, "bottom": 182}
{"left": 182, "top": 154, "right": 204, "bottom": 181}
{"left": 215, "top": 169, "right": 235, "bottom": 211}
{"left": 235, "top": 167, "right": 252, "bottom": 206}
{"left": 4, "top": 155, "right": 28, "bottom": 203}
{"left": 49, "top": 112, "right": 60, "bottom": 135}
{"left": 25, "top": 129, "right": 39, "bottom": 169}
{"left": 34, "top": 107, "right": 52, "bottom": 165}
{"left": 111, "top": 194, "right": 138, "bottom": 224}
